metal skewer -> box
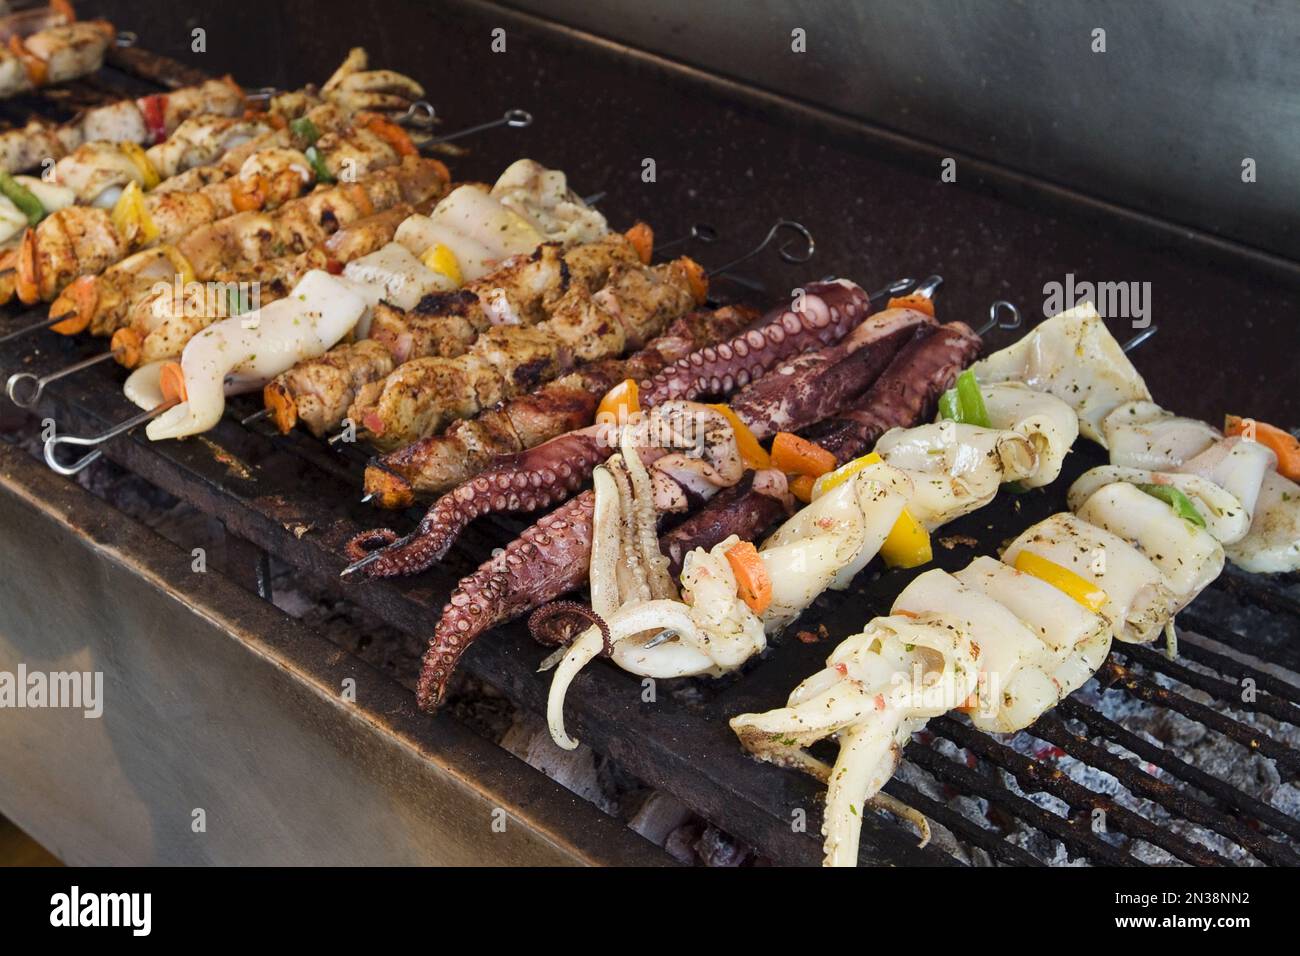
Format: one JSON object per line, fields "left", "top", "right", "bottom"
{"left": 0, "top": 310, "right": 76, "bottom": 346}
{"left": 706, "top": 218, "right": 815, "bottom": 277}
{"left": 397, "top": 101, "right": 437, "bottom": 130}
{"left": 7, "top": 351, "right": 115, "bottom": 408}
{"left": 43, "top": 397, "right": 178, "bottom": 476}
{"left": 654, "top": 223, "right": 720, "bottom": 255}
{"left": 1122, "top": 325, "right": 1158, "bottom": 352}
{"left": 418, "top": 108, "right": 533, "bottom": 148}
{"left": 974, "top": 299, "right": 1022, "bottom": 337}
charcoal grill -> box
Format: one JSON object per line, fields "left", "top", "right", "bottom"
{"left": 0, "top": 0, "right": 1297, "bottom": 866}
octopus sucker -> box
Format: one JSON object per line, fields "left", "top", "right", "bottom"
{"left": 639, "top": 279, "right": 873, "bottom": 406}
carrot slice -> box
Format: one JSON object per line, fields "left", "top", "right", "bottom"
{"left": 263, "top": 381, "right": 298, "bottom": 434}
{"left": 885, "top": 292, "right": 936, "bottom": 317}
{"left": 771, "top": 431, "right": 837, "bottom": 478}
{"left": 341, "top": 182, "right": 374, "bottom": 218}
{"left": 48, "top": 275, "right": 96, "bottom": 335}
{"left": 358, "top": 112, "right": 418, "bottom": 157}
{"left": 596, "top": 378, "right": 640, "bottom": 425}
{"left": 679, "top": 256, "right": 708, "bottom": 305}
{"left": 110, "top": 327, "right": 142, "bottom": 368}
{"left": 724, "top": 540, "right": 772, "bottom": 614}
{"left": 624, "top": 222, "right": 654, "bottom": 265}
{"left": 1225, "top": 414, "right": 1300, "bottom": 480}
{"left": 230, "top": 173, "right": 268, "bottom": 212}
{"left": 9, "top": 36, "right": 47, "bottom": 88}
{"left": 788, "top": 473, "right": 816, "bottom": 504}
{"left": 159, "top": 362, "right": 188, "bottom": 404}
{"left": 363, "top": 463, "right": 416, "bottom": 510}
{"left": 707, "top": 403, "right": 770, "bottom": 470}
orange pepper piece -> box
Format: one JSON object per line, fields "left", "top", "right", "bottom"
{"left": 707, "top": 404, "right": 770, "bottom": 470}
{"left": 724, "top": 540, "right": 772, "bottom": 614}
{"left": 596, "top": 378, "right": 640, "bottom": 426}
{"left": 788, "top": 474, "right": 816, "bottom": 504}
{"left": 771, "top": 431, "right": 838, "bottom": 478}
{"left": 1225, "top": 414, "right": 1300, "bottom": 481}
{"left": 885, "top": 292, "right": 936, "bottom": 317}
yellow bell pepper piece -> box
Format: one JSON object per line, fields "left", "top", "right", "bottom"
{"left": 811, "top": 451, "right": 883, "bottom": 499}
{"left": 119, "top": 142, "right": 161, "bottom": 190}
{"left": 111, "top": 181, "right": 159, "bottom": 246}
{"left": 421, "top": 242, "right": 463, "bottom": 286}
{"left": 707, "top": 404, "right": 770, "bottom": 470}
{"left": 880, "top": 507, "right": 932, "bottom": 569}
{"left": 159, "top": 244, "right": 196, "bottom": 285}
{"left": 1013, "top": 551, "right": 1108, "bottom": 613}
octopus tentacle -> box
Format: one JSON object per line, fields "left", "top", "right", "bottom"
{"left": 529, "top": 601, "right": 613, "bottom": 655}
{"left": 353, "top": 431, "right": 610, "bottom": 579}
{"left": 415, "top": 468, "right": 795, "bottom": 711}
{"left": 353, "top": 401, "right": 739, "bottom": 579}
{"left": 344, "top": 528, "right": 400, "bottom": 562}
{"left": 639, "top": 280, "right": 871, "bottom": 406}
{"left": 417, "top": 492, "right": 597, "bottom": 711}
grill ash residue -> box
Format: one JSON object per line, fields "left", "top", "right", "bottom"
{"left": 896, "top": 624, "right": 1300, "bottom": 866}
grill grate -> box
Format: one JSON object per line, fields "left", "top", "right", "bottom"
{"left": 1, "top": 35, "right": 1298, "bottom": 868}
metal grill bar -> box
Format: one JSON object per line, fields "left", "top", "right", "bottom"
{"left": 1030, "top": 713, "right": 1299, "bottom": 866}
{"left": 903, "top": 738, "right": 1139, "bottom": 865}
{"left": 1121, "top": 642, "right": 1300, "bottom": 727}
{"left": 1212, "top": 565, "right": 1300, "bottom": 619}
{"left": 1056, "top": 697, "right": 1300, "bottom": 843}
{"left": 880, "top": 778, "right": 1044, "bottom": 866}
{"left": 1178, "top": 611, "right": 1300, "bottom": 706}
{"left": 929, "top": 716, "right": 1231, "bottom": 866}
{"left": 1100, "top": 657, "right": 1300, "bottom": 780}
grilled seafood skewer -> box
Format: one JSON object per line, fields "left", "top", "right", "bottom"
{"left": 393, "top": 297, "right": 974, "bottom": 711}
{"left": 732, "top": 458, "right": 1250, "bottom": 866}
{"left": 330, "top": 221, "right": 815, "bottom": 451}
{"left": 352, "top": 297, "right": 935, "bottom": 571}
{"left": 112, "top": 159, "right": 606, "bottom": 377}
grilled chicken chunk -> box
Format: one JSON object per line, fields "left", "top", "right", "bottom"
{"left": 364, "top": 306, "right": 758, "bottom": 505}
{"left": 264, "top": 230, "right": 648, "bottom": 436}
{"left": 349, "top": 256, "right": 704, "bottom": 449}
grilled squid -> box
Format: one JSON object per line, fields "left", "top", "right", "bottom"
{"left": 970, "top": 301, "right": 1151, "bottom": 444}
{"left": 731, "top": 583, "right": 983, "bottom": 867}
{"left": 1100, "top": 400, "right": 1299, "bottom": 573}
{"left": 976, "top": 381, "right": 1079, "bottom": 487}
{"left": 874, "top": 421, "right": 1039, "bottom": 529}
{"left": 132, "top": 270, "right": 366, "bottom": 440}
{"left": 730, "top": 549, "right": 1115, "bottom": 866}
{"left": 547, "top": 462, "right": 913, "bottom": 749}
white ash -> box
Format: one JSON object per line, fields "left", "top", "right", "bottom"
{"left": 892, "top": 623, "right": 1300, "bottom": 866}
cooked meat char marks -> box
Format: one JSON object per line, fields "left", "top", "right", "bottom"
{"left": 364, "top": 306, "right": 757, "bottom": 503}
{"left": 659, "top": 471, "right": 792, "bottom": 577}
{"left": 804, "top": 321, "right": 982, "bottom": 463}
